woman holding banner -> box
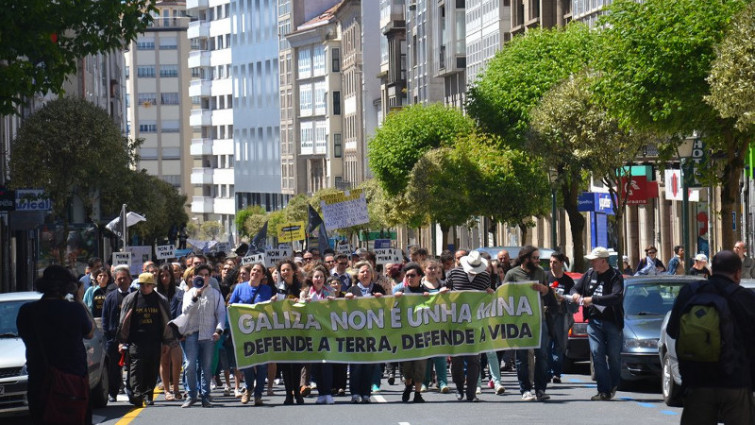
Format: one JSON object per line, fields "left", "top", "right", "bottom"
{"left": 393, "top": 262, "right": 429, "bottom": 403}
{"left": 300, "top": 265, "right": 336, "bottom": 404}
{"left": 276, "top": 260, "right": 305, "bottom": 404}
{"left": 345, "top": 261, "right": 385, "bottom": 403}
{"left": 420, "top": 260, "right": 450, "bottom": 394}
{"left": 228, "top": 263, "right": 274, "bottom": 406}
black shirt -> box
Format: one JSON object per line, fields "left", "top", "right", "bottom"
{"left": 130, "top": 291, "right": 162, "bottom": 344}
{"left": 547, "top": 271, "right": 575, "bottom": 315}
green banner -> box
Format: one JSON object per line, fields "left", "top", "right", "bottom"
{"left": 228, "top": 283, "right": 542, "bottom": 368}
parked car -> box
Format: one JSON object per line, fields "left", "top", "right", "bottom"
{"left": 658, "top": 278, "right": 755, "bottom": 406}
{"left": 620, "top": 276, "right": 702, "bottom": 387}
{"left": 561, "top": 272, "right": 590, "bottom": 371}
{"left": 0, "top": 292, "right": 109, "bottom": 417}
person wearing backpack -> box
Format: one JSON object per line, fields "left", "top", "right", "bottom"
{"left": 570, "top": 247, "right": 624, "bottom": 401}
{"left": 666, "top": 250, "right": 755, "bottom": 425}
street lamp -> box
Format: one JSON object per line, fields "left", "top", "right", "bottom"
{"left": 678, "top": 138, "right": 695, "bottom": 271}
{"left": 548, "top": 168, "right": 559, "bottom": 249}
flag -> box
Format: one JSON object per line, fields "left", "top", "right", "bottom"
{"left": 105, "top": 211, "right": 147, "bottom": 236}
{"left": 306, "top": 204, "right": 324, "bottom": 234}
{"left": 249, "top": 221, "right": 268, "bottom": 254}
{"left": 317, "top": 222, "right": 330, "bottom": 253}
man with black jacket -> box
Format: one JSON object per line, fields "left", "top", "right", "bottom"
{"left": 666, "top": 250, "right": 755, "bottom": 425}
{"left": 571, "top": 247, "right": 624, "bottom": 401}
{"left": 101, "top": 265, "right": 133, "bottom": 402}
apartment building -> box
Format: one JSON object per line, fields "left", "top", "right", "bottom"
{"left": 125, "top": 1, "right": 192, "bottom": 199}
{"left": 187, "top": 0, "right": 235, "bottom": 234}
{"left": 378, "top": 0, "right": 408, "bottom": 120}
{"left": 405, "top": 0, "right": 445, "bottom": 104}
{"left": 431, "top": 0, "right": 466, "bottom": 109}
{"left": 571, "top": 0, "right": 610, "bottom": 27}
{"left": 231, "top": 0, "right": 286, "bottom": 212}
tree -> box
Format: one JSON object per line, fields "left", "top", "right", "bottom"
{"left": 236, "top": 205, "right": 267, "bottom": 238}
{"left": 200, "top": 221, "right": 222, "bottom": 241}
{"left": 0, "top": 0, "right": 155, "bottom": 115}
{"left": 466, "top": 23, "right": 597, "bottom": 148}
{"left": 594, "top": 0, "right": 750, "bottom": 249}
{"left": 531, "top": 74, "right": 648, "bottom": 271}
{"left": 368, "top": 103, "right": 475, "bottom": 196}
{"left": 707, "top": 1, "right": 755, "bottom": 133}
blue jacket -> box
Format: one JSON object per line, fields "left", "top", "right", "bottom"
{"left": 101, "top": 288, "right": 132, "bottom": 342}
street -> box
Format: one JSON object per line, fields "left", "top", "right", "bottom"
{"left": 64, "top": 365, "right": 679, "bottom": 424}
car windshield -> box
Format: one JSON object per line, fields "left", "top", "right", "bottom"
{"left": 624, "top": 282, "right": 685, "bottom": 316}
{"left": 0, "top": 300, "right": 28, "bottom": 337}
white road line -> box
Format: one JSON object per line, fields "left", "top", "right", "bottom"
{"left": 398, "top": 422, "right": 411, "bottom": 425}
{"left": 373, "top": 394, "right": 388, "bottom": 403}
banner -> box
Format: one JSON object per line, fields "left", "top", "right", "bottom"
{"left": 228, "top": 283, "right": 542, "bottom": 368}
{"left": 277, "top": 222, "right": 305, "bottom": 243}
{"left": 320, "top": 189, "right": 370, "bottom": 230}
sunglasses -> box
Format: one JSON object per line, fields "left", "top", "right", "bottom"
{"left": 405, "top": 273, "right": 418, "bottom": 278}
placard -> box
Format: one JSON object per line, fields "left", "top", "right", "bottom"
{"left": 374, "top": 248, "right": 402, "bottom": 265}
{"left": 155, "top": 244, "right": 175, "bottom": 260}
{"left": 277, "top": 222, "right": 305, "bottom": 243}
{"left": 265, "top": 248, "right": 293, "bottom": 267}
{"left": 241, "top": 253, "right": 266, "bottom": 265}
{"left": 112, "top": 251, "right": 132, "bottom": 269}
{"left": 320, "top": 189, "right": 370, "bottom": 230}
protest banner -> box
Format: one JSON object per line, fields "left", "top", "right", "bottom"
{"left": 241, "top": 253, "right": 266, "bottom": 265}
{"left": 127, "top": 246, "right": 152, "bottom": 276}
{"left": 112, "top": 251, "right": 132, "bottom": 269}
{"left": 264, "top": 247, "right": 292, "bottom": 267}
{"left": 155, "top": 244, "right": 175, "bottom": 260}
{"left": 277, "top": 222, "right": 305, "bottom": 243}
{"left": 320, "top": 189, "right": 369, "bottom": 230}
{"left": 228, "top": 283, "right": 541, "bottom": 368}
{"left": 374, "top": 248, "right": 402, "bottom": 265}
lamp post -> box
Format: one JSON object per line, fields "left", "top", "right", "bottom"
{"left": 678, "top": 139, "right": 695, "bottom": 270}
{"left": 548, "top": 168, "right": 558, "bottom": 249}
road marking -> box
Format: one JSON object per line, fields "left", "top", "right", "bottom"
{"left": 373, "top": 395, "right": 388, "bottom": 403}
{"left": 399, "top": 422, "right": 411, "bottom": 425}
{"left": 660, "top": 410, "right": 679, "bottom": 415}
{"left": 113, "top": 407, "right": 144, "bottom": 425}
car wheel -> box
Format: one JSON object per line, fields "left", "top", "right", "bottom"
{"left": 91, "top": 360, "right": 110, "bottom": 408}
{"left": 662, "top": 353, "right": 683, "bottom": 407}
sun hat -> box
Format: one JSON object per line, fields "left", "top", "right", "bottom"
{"left": 460, "top": 250, "right": 488, "bottom": 275}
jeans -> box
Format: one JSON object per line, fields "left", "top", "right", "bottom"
{"left": 516, "top": 317, "right": 552, "bottom": 394}
{"left": 587, "top": 318, "right": 623, "bottom": 394}
{"left": 184, "top": 333, "right": 215, "bottom": 401}
{"left": 548, "top": 312, "right": 569, "bottom": 377}
{"left": 424, "top": 356, "right": 448, "bottom": 389}
{"left": 242, "top": 364, "right": 268, "bottom": 398}
{"left": 478, "top": 351, "right": 502, "bottom": 387}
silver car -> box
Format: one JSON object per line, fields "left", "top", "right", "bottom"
{"left": 0, "top": 292, "right": 109, "bottom": 417}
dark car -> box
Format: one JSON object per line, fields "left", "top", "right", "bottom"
{"left": 562, "top": 272, "right": 590, "bottom": 371}
{"left": 0, "top": 292, "right": 110, "bottom": 417}
{"left": 658, "top": 278, "right": 755, "bottom": 406}
{"left": 620, "top": 275, "right": 701, "bottom": 386}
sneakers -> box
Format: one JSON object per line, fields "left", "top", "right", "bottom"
{"left": 181, "top": 398, "right": 198, "bottom": 408}
{"left": 223, "top": 388, "right": 231, "bottom": 397}
{"left": 476, "top": 386, "right": 482, "bottom": 394}
{"left": 610, "top": 386, "right": 618, "bottom": 399}
{"left": 591, "top": 392, "right": 611, "bottom": 401}
{"left": 487, "top": 380, "right": 495, "bottom": 389}
{"left": 535, "top": 390, "right": 550, "bottom": 401}
{"left": 402, "top": 385, "right": 412, "bottom": 403}
{"left": 361, "top": 395, "right": 371, "bottom": 404}
{"left": 201, "top": 398, "right": 213, "bottom": 408}
{"left": 371, "top": 384, "right": 381, "bottom": 393}
{"left": 108, "top": 395, "right": 117, "bottom": 403}
{"left": 521, "top": 391, "right": 536, "bottom": 401}
{"left": 241, "top": 390, "right": 250, "bottom": 404}
{"left": 234, "top": 388, "right": 244, "bottom": 398}
{"left": 455, "top": 391, "right": 465, "bottom": 401}
{"left": 387, "top": 373, "right": 395, "bottom": 385}
{"left": 552, "top": 376, "right": 562, "bottom": 384}
{"left": 420, "top": 384, "right": 427, "bottom": 392}
{"left": 413, "top": 392, "right": 425, "bottom": 403}
{"left": 495, "top": 385, "right": 506, "bottom": 395}
{"left": 440, "top": 385, "right": 450, "bottom": 394}
{"left": 351, "top": 395, "right": 361, "bottom": 404}
{"left": 254, "top": 397, "right": 264, "bottom": 406}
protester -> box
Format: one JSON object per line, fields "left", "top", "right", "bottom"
{"left": 420, "top": 259, "right": 449, "bottom": 393}
{"left": 300, "top": 265, "right": 336, "bottom": 404}
{"left": 688, "top": 253, "right": 711, "bottom": 278}
{"left": 393, "top": 262, "right": 430, "bottom": 403}
{"left": 156, "top": 264, "right": 184, "bottom": 401}
{"left": 666, "top": 245, "right": 685, "bottom": 275}
{"left": 546, "top": 252, "right": 576, "bottom": 384}
{"left": 276, "top": 259, "right": 305, "bottom": 404}
{"left": 83, "top": 266, "right": 115, "bottom": 318}
{"left": 102, "top": 265, "right": 133, "bottom": 402}
{"left": 18, "top": 265, "right": 95, "bottom": 425}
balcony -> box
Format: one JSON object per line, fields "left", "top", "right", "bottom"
{"left": 188, "top": 50, "right": 210, "bottom": 68}
{"left": 191, "top": 167, "right": 213, "bottom": 185}
{"left": 187, "top": 20, "right": 210, "bottom": 39}
{"left": 190, "top": 138, "right": 212, "bottom": 156}
{"left": 190, "top": 109, "right": 211, "bottom": 127}
{"left": 191, "top": 196, "right": 213, "bottom": 214}
{"left": 189, "top": 79, "right": 211, "bottom": 97}
{"left": 187, "top": 0, "right": 209, "bottom": 10}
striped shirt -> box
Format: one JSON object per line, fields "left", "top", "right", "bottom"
{"left": 445, "top": 267, "right": 491, "bottom": 291}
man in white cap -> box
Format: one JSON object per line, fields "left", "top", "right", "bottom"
{"left": 571, "top": 247, "right": 624, "bottom": 401}
{"left": 444, "top": 249, "right": 494, "bottom": 402}
{"left": 689, "top": 253, "right": 711, "bottom": 278}
{"left": 503, "top": 245, "right": 557, "bottom": 402}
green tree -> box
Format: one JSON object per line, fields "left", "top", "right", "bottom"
{"left": 0, "top": 0, "right": 155, "bottom": 114}
{"left": 368, "top": 103, "right": 474, "bottom": 196}
{"left": 200, "top": 221, "right": 222, "bottom": 241}
{"left": 707, "top": 1, "right": 755, "bottom": 133}
{"left": 531, "top": 74, "right": 648, "bottom": 271}
{"left": 466, "top": 23, "right": 597, "bottom": 148}
{"left": 594, "top": 0, "right": 750, "bottom": 248}
{"left": 236, "top": 205, "right": 267, "bottom": 238}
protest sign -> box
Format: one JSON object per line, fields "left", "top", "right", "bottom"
{"left": 127, "top": 246, "right": 152, "bottom": 276}
{"left": 241, "top": 253, "right": 266, "bottom": 265}
{"left": 264, "top": 247, "right": 292, "bottom": 267}
{"left": 320, "top": 189, "right": 369, "bottom": 230}
{"left": 374, "top": 248, "right": 401, "bottom": 265}
{"left": 277, "top": 222, "right": 305, "bottom": 243}
{"left": 228, "top": 283, "right": 541, "bottom": 368}
{"left": 112, "top": 252, "right": 132, "bottom": 269}
{"left": 155, "top": 244, "right": 175, "bottom": 260}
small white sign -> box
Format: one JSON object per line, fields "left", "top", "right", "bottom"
{"left": 265, "top": 248, "right": 292, "bottom": 267}
{"left": 374, "top": 248, "right": 402, "bottom": 266}
{"left": 112, "top": 252, "right": 132, "bottom": 268}
{"left": 337, "top": 242, "right": 353, "bottom": 255}
{"left": 241, "top": 253, "right": 266, "bottom": 265}
{"left": 155, "top": 244, "right": 175, "bottom": 260}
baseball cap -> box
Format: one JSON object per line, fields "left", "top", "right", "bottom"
{"left": 585, "top": 247, "right": 611, "bottom": 260}
{"left": 694, "top": 253, "right": 708, "bottom": 262}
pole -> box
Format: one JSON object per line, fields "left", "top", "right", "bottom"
{"left": 551, "top": 187, "right": 558, "bottom": 249}
{"left": 121, "top": 203, "right": 127, "bottom": 252}
{"left": 681, "top": 160, "right": 691, "bottom": 268}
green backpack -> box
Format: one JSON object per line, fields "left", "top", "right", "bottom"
{"left": 676, "top": 281, "right": 739, "bottom": 364}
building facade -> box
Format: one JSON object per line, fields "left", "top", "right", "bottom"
{"left": 378, "top": 0, "right": 408, "bottom": 120}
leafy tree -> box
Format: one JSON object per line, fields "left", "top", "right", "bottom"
{"left": 594, "top": 0, "right": 750, "bottom": 248}
{"left": 368, "top": 103, "right": 474, "bottom": 196}
{"left": 236, "top": 205, "right": 267, "bottom": 238}
{"left": 531, "top": 74, "right": 648, "bottom": 271}
{"left": 466, "top": 23, "right": 597, "bottom": 148}
{"left": 0, "top": 0, "right": 155, "bottom": 115}
{"left": 707, "top": 1, "right": 755, "bottom": 133}
{"left": 200, "top": 221, "right": 222, "bottom": 241}
{"left": 406, "top": 147, "right": 478, "bottom": 245}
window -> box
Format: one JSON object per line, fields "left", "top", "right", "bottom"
{"left": 159, "top": 36, "right": 177, "bottom": 50}
{"left": 140, "top": 148, "right": 158, "bottom": 159}
{"left": 136, "top": 37, "right": 155, "bottom": 50}
{"left": 314, "top": 81, "right": 326, "bottom": 115}
{"left": 139, "top": 121, "right": 157, "bottom": 133}
{"left": 160, "top": 65, "right": 178, "bottom": 77}
{"left": 300, "top": 124, "right": 313, "bottom": 154}
{"left": 137, "top": 92, "right": 157, "bottom": 105}
{"left": 125, "top": 66, "right": 130, "bottom": 79}
{"left": 332, "top": 91, "right": 341, "bottom": 115}
{"left": 313, "top": 45, "right": 326, "bottom": 76}
{"left": 299, "top": 85, "right": 312, "bottom": 116}
{"left": 298, "top": 48, "right": 311, "bottom": 79}
{"left": 161, "top": 92, "right": 179, "bottom": 105}
{"left": 332, "top": 48, "right": 340, "bottom": 72}
{"left": 333, "top": 133, "right": 342, "bottom": 158}
{"left": 162, "top": 120, "right": 180, "bottom": 133}
{"left": 315, "top": 121, "right": 327, "bottom": 154}
{"left": 136, "top": 66, "right": 155, "bottom": 78}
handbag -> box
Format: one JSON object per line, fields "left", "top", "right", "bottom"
{"left": 42, "top": 366, "right": 90, "bottom": 425}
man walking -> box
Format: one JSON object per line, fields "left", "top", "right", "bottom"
{"left": 181, "top": 264, "right": 226, "bottom": 408}
{"left": 733, "top": 241, "right": 755, "bottom": 278}
{"left": 666, "top": 250, "right": 755, "bottom": 424}
{"left": 667, "top": 245, "right": 685, "bottom": 275}
{"left": 445, "top": 250, "right": 493, "bottom": 402}
{"left": 102, "top": 265, "right": 133, "bottom": 402}
{"left": 571, "top": 247, "right": 624, "bottom": 401}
